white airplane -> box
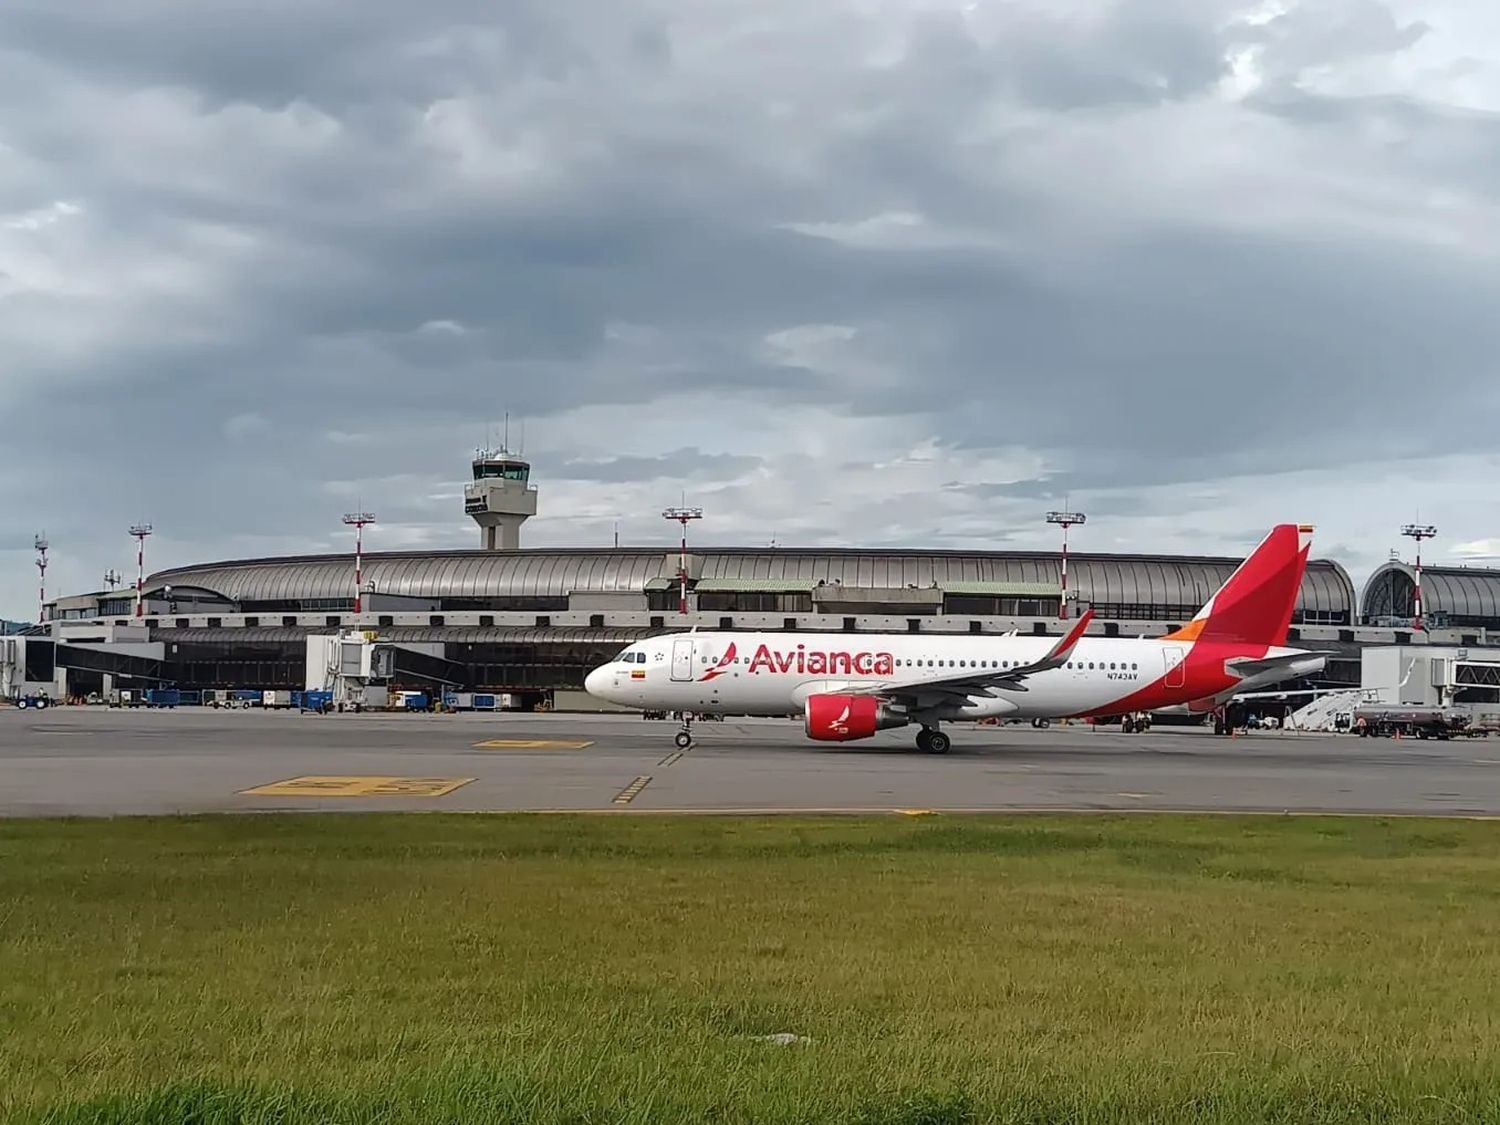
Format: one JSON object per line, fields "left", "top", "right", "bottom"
{"left": 584, "top": 523, "right": 1331, "bottom": 753}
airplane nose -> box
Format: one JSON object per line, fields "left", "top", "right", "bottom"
{"left": 584, "top": 665, "right": 611, "bottom": 698}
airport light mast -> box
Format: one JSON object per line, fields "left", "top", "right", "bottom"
{"left": 662, "top": 504, "right": 703, "bottom": 615}
{"left": 128, "top": 524, "right": 152, "bottom": 618}
{"left": 1046, "top": 509, "right": 1086, "bottom": 620}
{"left": 1401, "top": 522, "right": 1437, "bottom": 631}
{"left": 34, "top": 533, "right": 48, "bottom": 625}
{"left": 343, "top": 512, "right": 376, "bottom": 616}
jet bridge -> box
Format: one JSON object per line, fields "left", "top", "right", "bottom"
{"left": 370, "top": 643, "right": 467, "bottom": 688}
{"left": 54, "top": 643, "right": 167, "bottom": 683}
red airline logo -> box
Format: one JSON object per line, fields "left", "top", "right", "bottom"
{"left": 699, "top": 643, "right": 738, "bottom": 682}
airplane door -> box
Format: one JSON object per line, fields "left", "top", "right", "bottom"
{"left": 671, "top": 638, "right": 695, "bottom": 681}
{"left": 1163, "top": 645, "right": 1186, "bottom": 689}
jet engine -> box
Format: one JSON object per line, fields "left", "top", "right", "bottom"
{"left": 803, "top": 693, "right": 908, "bottom": 742}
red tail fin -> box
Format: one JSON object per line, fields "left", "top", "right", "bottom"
{"left": 1163, "top": 524, "right": 1313, "bottom": 648}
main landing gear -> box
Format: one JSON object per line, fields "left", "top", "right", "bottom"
{"left": 915, "top": 727, "right": 951, "bottom": 754}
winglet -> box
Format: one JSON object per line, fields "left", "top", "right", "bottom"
{"left": 1042, "top": 609, "right": 1093, "bottom": 669}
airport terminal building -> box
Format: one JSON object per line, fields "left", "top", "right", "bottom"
{"left": 7, "top": 450, "right": 1500, "bottom": 708}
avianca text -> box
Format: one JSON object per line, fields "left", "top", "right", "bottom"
{"left": 740, "top": 644, "right": 896, "bottom": 677}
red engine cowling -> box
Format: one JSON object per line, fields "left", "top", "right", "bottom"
{"left": 803, "top": 693, "right": 907, "bottom": 742}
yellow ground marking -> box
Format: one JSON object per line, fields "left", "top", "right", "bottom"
{"left": 471, "top": 739, "right": 595, "bottom": 750}
{"left": 897, "top": 809, "right": 936, "bottom": 817}
{"left": 612, "top": 776, "right": 653, "bottom": 805}
{"left": 241, "top": 776, "right": 475, "bottom": 798}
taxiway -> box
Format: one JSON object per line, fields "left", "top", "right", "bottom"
{"left": 3, "top": 709, "right": 1499, "bottom": 818}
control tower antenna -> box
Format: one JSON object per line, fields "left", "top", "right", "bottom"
{"left": 104, "top": 569, "right": 122, "bottom": 592}
{"left": 34, "top": 533, "right": 49, "bottom": 625}
{"left": 662, "top": 501, "right": 703, "bottom": 615}
{"left": 465, "top": 441, "right": 538, "bottom": 550}
{"left": 1046, "top": 506, "right": 1087, "bottom": 620}
{"left": 343, "top": 512, "right": 376, "bottom": 615}
{"left": 128, "top": 524, "right": 153, "bottom": 618}
{"left": 1401, "top": 521, "right": 1438, "bottom": 631}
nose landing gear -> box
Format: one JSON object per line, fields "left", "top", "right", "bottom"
{"left": 674, "top": 712, "right": 694, "bottom": 749}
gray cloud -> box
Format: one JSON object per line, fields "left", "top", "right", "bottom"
{"left": 2, "top": 0, "right": 1497, "bottom": 613}
{"left": 557, "top": 449, "right": 762, "bottom": 484}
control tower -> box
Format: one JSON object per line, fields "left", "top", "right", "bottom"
{"left": 464, "top": 446, "right": 538, "bottom": 550}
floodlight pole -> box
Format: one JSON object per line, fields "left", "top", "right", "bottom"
{"left": 1401, "top": 523, "right": 1437, "bottom": 631}
{"left": 1046, "top": 510, "right": 1087, "bottom": 620}
{"left": 34, "top": 533, "right": 49, "bottom": 625}
{"left": 343, "top": 513, "right": 376, "bottom": 615}
{"left": 129, "top": 525, "right": 153, "bottom": 618}
{"left": 662, "top": 505, "right": 703, "bottom": 615}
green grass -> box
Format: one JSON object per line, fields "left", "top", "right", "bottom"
{"left": 6, "top": 813, "right": 1500, "bottom": 1123}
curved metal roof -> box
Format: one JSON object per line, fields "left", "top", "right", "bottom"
{"left": 1360, "top": 562, "right": 1500, "bottom": 622}
{"left": 144, "top": 546, "right": 1357, "bottom": 618}
{"left": 157, "top": 625, "right": 655, "bottom": 645}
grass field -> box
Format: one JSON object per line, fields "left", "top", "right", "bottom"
{"left": 6, "top": 812, "right": 1500, "bottom": 1124}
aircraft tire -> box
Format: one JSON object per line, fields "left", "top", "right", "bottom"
{"left": 674, "top": 731, "right": 692, "bottom": 749}
{"left": 926, "top": 730, "right": 951, "bottom": 754}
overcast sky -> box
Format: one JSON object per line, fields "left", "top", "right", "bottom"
{"left": 3, "top": 0, "right": 1499, "bottom": 617}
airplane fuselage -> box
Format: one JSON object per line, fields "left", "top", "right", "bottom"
{"left": 586, "top": 630, "right": 1321, "bottom": 721}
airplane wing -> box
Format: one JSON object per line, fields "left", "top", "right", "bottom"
{"left": 843, "top": 610, "right": 1095, "bottom": 704}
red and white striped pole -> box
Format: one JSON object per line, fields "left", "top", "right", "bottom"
{"left": 343, "top": 513, "right": 376, "bottom": 615}
{"left": 34, "top": 533, "right": 49, "bottom": 625}
{"left": 1401, "top": 523, "right": 1436, "bottom": 631}
{"left": 1046, "top": 510, "right": 1086, "bottom": 621}
{"left": 662, "top": 505, "right": 703, "bottom": 616}
{"left": 129, "top": 525, "right": 152, "bottom": 618}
